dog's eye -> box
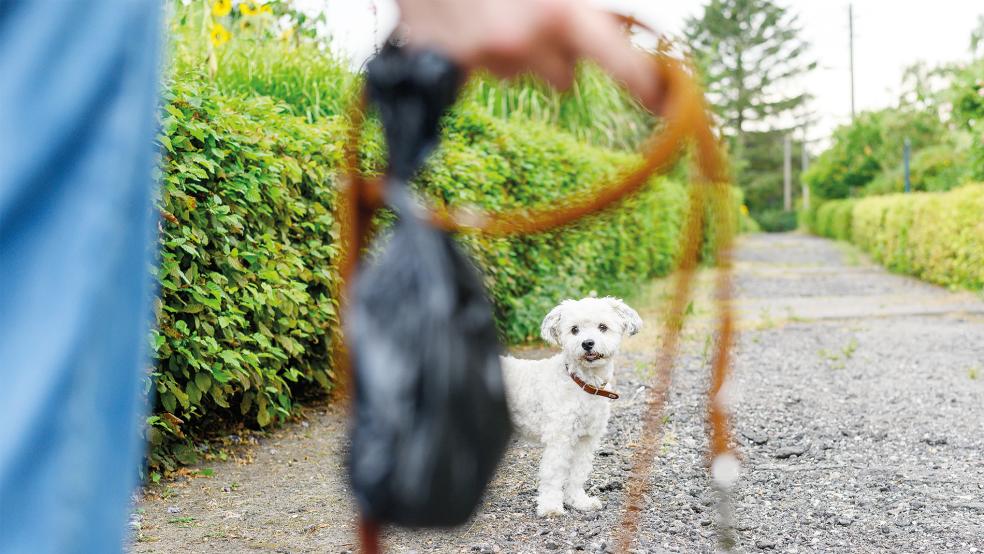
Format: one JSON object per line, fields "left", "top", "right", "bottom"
{"left": 571, "top": 326, "right": 579, "bottom": 335}
{"left": 599, "top": 324, "right": 608, "bottom": 332}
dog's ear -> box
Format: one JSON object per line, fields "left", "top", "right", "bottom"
{"left": 604, "top": 297, "right": 642, "bottom": 336}
{"left": 540, "top": 301, "right": 570, "bottom": 346}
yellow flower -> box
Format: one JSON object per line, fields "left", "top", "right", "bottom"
{"left": 212, "top": 0, "right": 232, "bottom": 17}
{"left": 259, "top": 4, "right": 273, "bottom": 14}
{"left": 741, "top": 204, "right": 750, "bottom": 216}
{"left": 239, "top": 1, "right": 258, "bottom": 16}
{"left": 210, "top": 23, "right": 231, "bottom": 47}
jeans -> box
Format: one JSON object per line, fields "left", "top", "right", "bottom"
{"left": 0, "top": 2, "right": 161, "bottom": 552}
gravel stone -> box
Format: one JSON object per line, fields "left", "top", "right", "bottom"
{"left": 773, "top": 444, "right": 809, "bottom": 459}
{"left": 130, "top": 234, "right": 984, "bottom": 554}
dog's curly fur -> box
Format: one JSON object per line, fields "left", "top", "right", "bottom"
{"left": 501, "top": 297, "right": 642, "bottom": 517}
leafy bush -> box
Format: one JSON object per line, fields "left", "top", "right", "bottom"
{"left": 803, "top": 107, "right": 953, "bottom": 199}
{"left": 798, "top": 198, "right": 819, "bottom": 233}
{"left": 830, "top": 200, "right": 856, "bottom": 241}
{"left": 811, "top": 198, "right": 855, "bottom": 241}
{"left": 949, "top": 58, "right": 984, "bottom": 182}
{"left": 805, "top": 55, "right": 982, "bottom": 201}
{"left": 150, "top": 67, "right": 729, "bottom": 469}
{"left": 865, "top": 144, "right": 972, "bottom": 196}
{"left": 753, "top": 209, "right": 797, "bottom": 233}
{"left": 738, "top": 205, "right": 761, "bottom": 233}
{"left": 850, "top": 184, "right": 984, "bottom": 289}
{"left": 813, "top": 199, "right": 856, "bottom": 241}
{"left": 802, "top": 112, "right": 885, "bottom": 200}
{"left": 425, "top": 108, "right": 690, "bottom": 341}
{"left": 150, "top": 73, "right": 366, "bottom": 469}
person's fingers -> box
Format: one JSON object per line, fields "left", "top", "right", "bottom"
{"left": 563, "top": 8, "right": 664, "bottom": 113}
{"left": 528, "top": 46, "right": 577, "bottom": 91}
{"left": 396, "top": 0, "right": 664, "bottom": 110}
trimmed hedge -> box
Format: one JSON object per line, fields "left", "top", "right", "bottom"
{"left": 149, "top": 69, "right": 713, "bottom": 469}
{"left": 813, "top": 199, "right": 856, "bottom": 241}
{"left": 754, "top": 208, "right": 797, "bottom": 233}
{"left": 807, "top": 185, "right": 983, "bottom": 290}
{"left": 428, "top": 109, "right": 689, "bottom": 341}
{"left": 850, "top": 185, "right": 984, "bottom": 289}
{"left": 150, "top": 75, "right": 358, "bottom": 468}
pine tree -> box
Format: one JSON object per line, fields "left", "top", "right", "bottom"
{"left": 685, "top": 0, "right": 815, "bottom": 218}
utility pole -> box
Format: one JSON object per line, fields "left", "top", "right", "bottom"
{"left": 783, "top": 134, "right": 792, "bottom": 211}
{"left": 904, "top": 137, "right": 911, "bottom": 193}
{"left": 848, "top": 3, "right": 856, "bottom": 120}
{"left": 801, "top": 135, "right": 810, "bottom": 210}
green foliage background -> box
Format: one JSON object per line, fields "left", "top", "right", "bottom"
{"left": 802, "top": 51, "right": 983, "bottom": 286}
{"left": 803, "top": 57, "right": 984, "bottom": 202}
{"left": 147, "top": 50, "right": 728, "bottom": 469}
{"left": 684, "top": 0, "right": 815, "bottom": 227}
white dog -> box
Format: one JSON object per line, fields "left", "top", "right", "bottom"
{"left": 500, "top": 297, "right": 642, "bottom": 517}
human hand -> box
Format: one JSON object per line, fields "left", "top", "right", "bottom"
{"left": 395, "top": 0, "right": 664, "bottom": 113}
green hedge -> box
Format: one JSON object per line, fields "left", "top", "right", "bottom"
{"left": 149, "top": 69, "right": 710, "bottom": 469}
{"left": 813, "top": 199, "right": 856, "bottom": 241}
{"left": 430, "top": 109, "right": 689, "bottom": 341}
{"left": 807, "top": 185, "right": 983, "bottom": 290}
{"left": 149, "top": 75, "right": 358, "bottom": 468}
{"left": 754, "top": 208, "right": 797, "bottom": 233}
{"left": 850, "top": 185, "right": 984, "bottom": 289}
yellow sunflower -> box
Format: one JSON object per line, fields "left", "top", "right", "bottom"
{"left": 212, "top": 0, "right": 232, "bottom": 17}
{"left": 239, "top": 2, "right": 258, "bottom": 16}
{"left": 210, "top": 23, "right": 231, "bottom": 47}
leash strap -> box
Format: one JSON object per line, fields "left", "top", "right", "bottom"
{"left": 340, "top": 21, "right": 738, "bottom": 554}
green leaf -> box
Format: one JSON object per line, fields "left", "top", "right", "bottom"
{"left": 161, "top": 391, "right": 177, "bottom": 414}
{"left": 195, "top": 372, "right": 212, "bottom": 393}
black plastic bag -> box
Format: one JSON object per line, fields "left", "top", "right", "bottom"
{"left": 346, "top": 44, "right": 512, "bottom": 528}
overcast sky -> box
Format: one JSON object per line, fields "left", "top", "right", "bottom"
{"left": 300, "top": 0, "right": 982, "bottom": 147}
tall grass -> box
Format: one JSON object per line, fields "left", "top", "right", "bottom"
{"left": 214, "top": 42, "right": 357, "bottom": 122}
{"left": 166, "top": 3, "right": 357, "bottom": 122}
{"left": 461, "top": 64, "right": 658, "bottom": 151}
{"left": 170, "top": 7, "right": 657, "bottom": 151}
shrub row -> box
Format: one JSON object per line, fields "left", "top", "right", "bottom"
{"left": 812, "top": 199, "right": 856, "bottom": 241}
{"left": 850, "top": 185, "right": 984, "bottom": 289}
{"left": 754, "top": 208, "right": 797, "bottom": 233}
{"left": 807, "top": 185, "right": 984, "bottom": 290}
{"left": 150, "top": 75, "right": 357, "bottom": 468}
{"left": 151, "top": 69, "right": 727, "bottom": 469}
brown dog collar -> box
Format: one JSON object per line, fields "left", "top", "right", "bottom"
{"left": 567, "top": 367, "right": 619, "bottom": 400}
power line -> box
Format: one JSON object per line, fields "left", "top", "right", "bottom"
{"left": 783, "top": 134, "right": 792, "bottom": 212}
{"left": 848, "top": 3, "right": 856, "bottom": 121}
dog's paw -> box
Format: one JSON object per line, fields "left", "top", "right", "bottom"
{"left": 567, "top": 492, "right": 602, "bottom": 511}
{"left": 536, "top": 502, "right": 566, "bottom": 517}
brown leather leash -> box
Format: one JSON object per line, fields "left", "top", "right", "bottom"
{"left": 339, "top": 24, "right": 738, "bottom": 554}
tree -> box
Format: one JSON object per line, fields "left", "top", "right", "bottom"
{"left": 685, "top": 0, "right": 815, "bottom": 216}
{"left": 970, "top": 14, "right": 984, "bottom": 59}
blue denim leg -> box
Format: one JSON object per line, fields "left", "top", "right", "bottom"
{"left": 0, "top": 2, "right": 161, "bottom": 552}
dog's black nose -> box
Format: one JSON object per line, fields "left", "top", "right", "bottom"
{"left": 581, "top": 339, "right": 595, "bottom": 351}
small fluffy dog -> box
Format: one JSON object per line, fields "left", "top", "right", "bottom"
{"left": 501, "top": 297, "right": 642, "bottom": 517}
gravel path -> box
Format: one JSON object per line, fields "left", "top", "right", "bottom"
{"left": 130, "top": 233, "right": 984, "bottom": 553}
